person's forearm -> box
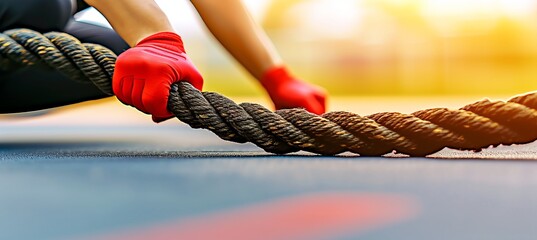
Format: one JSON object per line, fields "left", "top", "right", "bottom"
{"left": 191, "top": 0, "right": 282, "bottom": 79}
{"left": 84, "top": 0, "right": 174, "bottom": 46}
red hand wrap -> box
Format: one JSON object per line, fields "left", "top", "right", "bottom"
{"left": 260, "top": 66, "right": 327, "bottom": 115}
{"left": 113, "top": 32, "right": 203, "bottom": 123}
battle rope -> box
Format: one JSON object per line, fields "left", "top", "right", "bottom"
{"left": 1, "top": 28, "right": 537, "bottom": 156}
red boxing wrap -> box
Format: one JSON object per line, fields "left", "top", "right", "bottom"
{"left": 260, "top": 66, "right": 327, "bottom": 115}
{"left": 113, "top": 32, "right": 203, "bottom": 123}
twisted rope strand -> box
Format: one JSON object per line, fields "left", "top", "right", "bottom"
{"left": 2, "top": 28, "right": 537, "bottom": 157}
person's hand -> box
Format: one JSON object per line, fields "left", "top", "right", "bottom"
{"left": 260, "top": 66, "right": 327, "bottom": 115}
{"left": 113, "top": 32, "right": 203, "bottom": 123}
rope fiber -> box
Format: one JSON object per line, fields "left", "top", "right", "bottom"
{"left": 2, "top": 28, "right": 537, "bottom": 157}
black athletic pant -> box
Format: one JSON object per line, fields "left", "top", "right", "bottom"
{"left": 0, "top": 0, "right": 129, "bottom": 113}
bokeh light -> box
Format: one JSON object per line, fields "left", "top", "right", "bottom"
{"left": 78, "top": 0, "right": 537, "bottom": 97}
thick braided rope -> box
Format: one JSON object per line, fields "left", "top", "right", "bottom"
{"left": 2, "top": 28, "right": 537, "bottom": 156}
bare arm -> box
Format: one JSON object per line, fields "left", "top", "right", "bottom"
{"left": 83, "top": 0, "right": 204, "bottom": 122}
{"left": 84, "top": 0, "right": 327, "bottom": 114}
{"left": 190, "top": 0, "right": 282, "bottom": 79}
{"left": 84, "top": 0, "right": 174, "bottom": 46}
{"left": 85, "top": 0, "right": 285, "bottom": 79}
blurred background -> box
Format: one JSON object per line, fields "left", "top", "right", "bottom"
{"left": 78, "top": 0, "right": 537, "bottom": 98}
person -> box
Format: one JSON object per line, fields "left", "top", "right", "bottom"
{"left": 0, "top": 0, "right": 327, "bottom": 121}
{"left": 0, "top": 0, "right": 129, "bottom": 113}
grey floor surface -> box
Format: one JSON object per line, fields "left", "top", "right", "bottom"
{"left": 1, "top": 123, "right": 537, "bottom": 240}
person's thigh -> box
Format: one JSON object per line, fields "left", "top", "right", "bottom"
{"left": 0, "top": 67, "right": 108, "bottom": 113}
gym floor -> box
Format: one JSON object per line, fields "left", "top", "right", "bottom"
{"left": 1, "top": 96, "right": 537, "bottom": 240}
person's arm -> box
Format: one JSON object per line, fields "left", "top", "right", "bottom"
{"left": 191, "top": 0, "right": 280, "bottom": 79}
{"left": 85, "top": 0, "right": 203, "bottom": 122}
{"left": 84, "top": 0, "right": 173, "bottom": 46}
{"left": 191, "top": 0, "right": 327, "bottom": 114}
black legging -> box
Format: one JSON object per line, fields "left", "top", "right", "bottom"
{"left": 0, "top": 0, "right": 129, "bottom": 113}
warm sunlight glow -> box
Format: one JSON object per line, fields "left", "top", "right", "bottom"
{"left": 287, "top": 0, "right": 364, "bottom": 39}
{"left": 78, "top": 0, "right": 537, "bottom": 96}
{"left": 421, "top": 0, "right": 537, "bottom": 35}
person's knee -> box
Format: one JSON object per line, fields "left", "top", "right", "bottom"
{"left": 0, "top": 0, "right": 73, "bottom": 32}
{"left": 65, "top": 21, "right": 129, "bottom": 55}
